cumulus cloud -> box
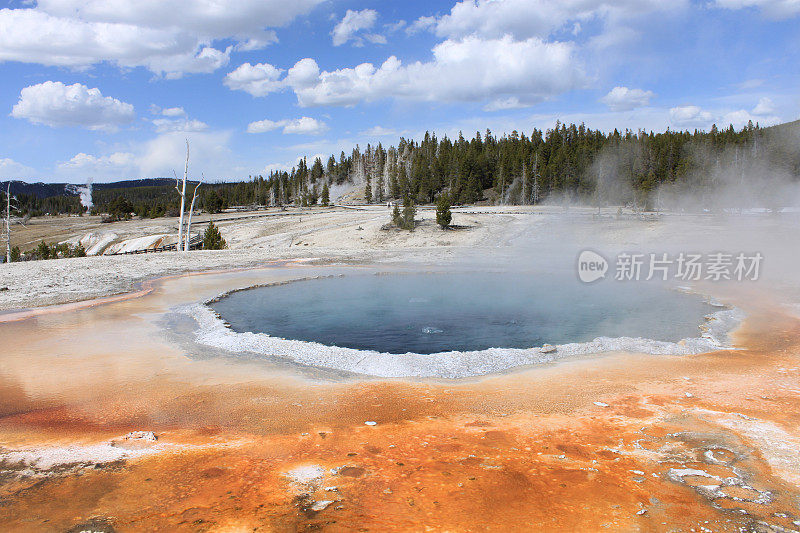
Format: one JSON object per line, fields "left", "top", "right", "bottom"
{"left": 600, "top": 86, "right": 654, "bottom": 111}
{"left": 57, "top": 152, "right": 137, "bottom": 177}
{"left": 714, "top": 0, "right": 800, "bottom": 18}
{"left": 332, "top": 9, "right": 382, "bottom": 46}
{"left": 11, "top": 81, "right": 135, "bottom": 131}
{"left": 0, "top": 157, "right": 35, "bottom": 179}
{"left": 247, "top": 117, "right": 328, "bottom": 135}
{"left": 226, "top": 35, "right": 585, "bottom": 108}
{"left": 752, "top": 97, "right": 776, "bottom": 115}
{"left": 0, "top": 1, "right": 324, "bottom": 76}
{"left": 415, "top": 0, "right": 686, "bottom": 41}
{"left": 670, "top": 102, "right": 781, "bottom": 130}
{"left": 223, "top": 62, "right": 284, "bottom": 97}
{"left": 669, "top": 105, "right": 716, "bottom": 129}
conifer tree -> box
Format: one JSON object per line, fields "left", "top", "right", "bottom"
{"left": 321, "top": 183, "right": 330, "bottom": 206}
{"left": 401, "top": 195, "right": 416, "bottom": 230}
{"left": 436, "top": 194, "right": 452, "bottom": 229}
{"left": 202, "top": 221, "right": 227, "bottom": 250}
{"left": 364, "top": 176, "right": 372, "bottom": 204}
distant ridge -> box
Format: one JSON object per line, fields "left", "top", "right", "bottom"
{"left": 2, "top": 178, "right": 173, "bottom": 198}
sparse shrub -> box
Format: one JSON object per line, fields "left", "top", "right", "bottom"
{"left": 10, "top": 246, "right": 20, "bottom": 262}
{"left": 36, "top": 241, "right": 51, "bottom": 260}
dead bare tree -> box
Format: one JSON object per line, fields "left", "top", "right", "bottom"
{"left": 3, "top": 182, "right": 11, "bottom": 263}
{"left": 174, "top": 140, "right": 189, "bottom": 252}
{"left": 184, "top": 176, "right": 202, "bottom": 251}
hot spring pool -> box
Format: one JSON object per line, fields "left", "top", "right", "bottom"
{"left": 208, "top": 272, "right": 718, "bottom": 355}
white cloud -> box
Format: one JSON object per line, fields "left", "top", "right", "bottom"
{"left": 753, "top": 97, "right": 776, "bottom": 115}
{"left": 385, "top": 20, "right": 407, "bottom": 33}
{"left": 332, "top": 9, "right": 379, "bottom": 46}
{"left": 11, "top": 81, "right": 135, "bottom": 131}
{"left": 483, "top": 97, "right": 531, "bottom": 111}
{"left": 737, "top": 78, "right": 765, "bottom": 90}
{"left": 161, "top": 107, "right": 187, "bottom": 117}
{"left": 226, "top": 35, "right": 585, "bottom": 108}
{"left": 0, "top": 157, "right": 35, "bottom": 179}
{"left": 406, "top": 16, "right": 436, "bottom": 35}
{"left": 364, "top": 33, "right": 388, "bottom": 45}
{"left": 57, "top": 152, "right": 137, "bottom": 177}
{"left": 670, "top": 102, "right": 781, "bottom": 130}
{"left": 53, "top": 129, "right": 239, "bottom": 180}
{"left": 600, "top": 86, "right": 654, "bottom": 112}
{"left": 224, "top": 62, "right": 284, "bottom": 97}
{"left": 152, "top": 118, "right": 209, "bottom": 133}
{"left": 361, "top": 126, "right": 398, "bottom": 137}
{"left": 715, "top": 0, "right": 800, "bottom": 18}
{"left": 247, "top": 119, "right": 283, "bottom": 133}
{"left": 247, "top": 117, "right": 328, "bottom": 135}
{"left": 0, "top": 1, "right": 324, "bottom": 76}
{"left": 138, "top": 131, "right": 233, "bottom": 178}
{"left": 669, "top": 105, "right": 715, "bottom": 129}
{"left": 282, "top": 117, "right": 329, "bottom": 135}
{"left": 417, "top": 0, "right": 685, "bottom": 41}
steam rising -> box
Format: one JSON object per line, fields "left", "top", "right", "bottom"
{"left": 78, "top": 179, "right": 93, "bottom": 210}
{"left": 66, "top": 179, "right": 93, "bottom": 210}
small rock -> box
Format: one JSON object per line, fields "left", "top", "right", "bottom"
{"left": 540, "top": 344, "right": 557, "bottom": 354}
{"left": 383, "top": 488, "right": 393, "bottom": 494}
{"left": 124, "top": 431, "right": 157, "bottom": 442}
{"left": 310, "top": 500, "right": 333, "bottom": 512}
{"left": 364, "top": 421, "right": 377, "bottom": 426}
{"left": 685, "top": 392, "right": 694, "bottom": 398}
{"left": 637, "top": 508, "right": 648, "bottom": 515}
{"left": 593, "top": 402, "right": 610, "bottom": 408}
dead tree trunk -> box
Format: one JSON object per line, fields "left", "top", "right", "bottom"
{"left": 175, "top": 140, "right": 189, "bottom": 252}
{"left": 184, "top": 179, "right": 202, "bottom": 251}
{"left": 4, "top": 182, "right": 10, "bottom": 263}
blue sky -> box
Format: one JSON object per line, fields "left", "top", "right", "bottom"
{"left": 0, "top": 0, "right": 798, "bottom": 183}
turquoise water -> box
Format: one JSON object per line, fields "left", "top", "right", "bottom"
{"left": 209, "top": 273, "right": 715, "bottom": 355}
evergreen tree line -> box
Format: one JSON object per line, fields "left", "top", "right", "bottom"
{"left": 4, "top": 192, "right": 83, "bottom": 217}
{"left": 5, "top": 120, "right": 798, "bottom": 218}
{"left": 260, "top": 120, "right": 800, "bottom": 210}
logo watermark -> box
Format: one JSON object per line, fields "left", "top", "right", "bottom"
{"left": 577, "top": 251, "right": 763, "bottom": 283}
{"left": 577, "top": 250, "right": 609, "bottom": 283}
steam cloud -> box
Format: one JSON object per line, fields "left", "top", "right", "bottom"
{"left": 65, "top": 179, "right": 93, "bottom": 210}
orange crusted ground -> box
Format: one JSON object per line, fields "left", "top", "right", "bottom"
{"left": 1, "top": 271, "right": 799, "bottom": 532}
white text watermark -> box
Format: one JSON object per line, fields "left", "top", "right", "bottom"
{"left": 577, "top": 250, "right": 762, "bottom": 283}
